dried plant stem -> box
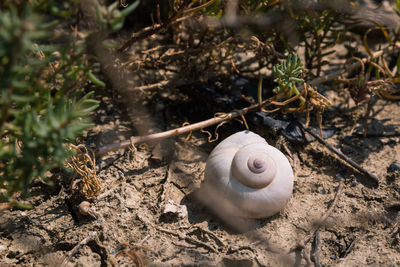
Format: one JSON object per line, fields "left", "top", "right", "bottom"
{"left": 118, "top": 0, "right": 190, "bottom": 52}
{"left": 130, "top": 56, "right": 259, "bottom": 92}
{"left": 96, "top": 95, "right": 278, "bottom": 156}
{"left": 98, "top": 42, "right": 399, "bottom": 158}
{"left": 67, "top": 144, "right": 101, "bottom": 197}
{"left": 301, "top": 182, "right": 344, "bottom": 248}
{"left": 308, "top": 42, "right": 400, "bottom": 87}
{"left": 300, "top": 123, "right": 379, "bottom": 184}
{"left": 59, "top": 232, "right": 98, "bottom": 267}
{"left": 343, "top": 234, "right": 365, "bottom": 258}
{"left": 118, "top": 0, "right": 217, "bottom": 51}
{"left": 133, "top": 79, "right": 172, "bottom": 91}
{"left": 157, "top": 227, "right": 217, "bottom": 253}
{"left": 313, "top": 231, "right": 322, "bottom": 267}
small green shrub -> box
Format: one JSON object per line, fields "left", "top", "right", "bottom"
{"left": 0, "top": 1, "right": 102, "bottom": 201}
{"left": 0, "top": 0, "right": 139, "bottom": 202}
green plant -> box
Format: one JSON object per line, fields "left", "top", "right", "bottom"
{"left": 272, "top": 54, "right": 305, "bottom": 105}
{"left": 0, "top": 0, "right": 138, "bottom": 203}
{"left": 0, "top": 2, "right": 100, "bottom": 202}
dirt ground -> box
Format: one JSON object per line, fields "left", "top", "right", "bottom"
{"left": 1, "top": 3, "right": 400, "bottom": 265}
{"left": 1, "top": 74, "right": 400, "bottom": 266}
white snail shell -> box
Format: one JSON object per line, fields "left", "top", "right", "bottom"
{"left": 203, "top": 130, "right": 294, "bottom": 218}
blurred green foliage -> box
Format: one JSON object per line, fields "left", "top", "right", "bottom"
{"left": 0, "top": 0, "right": 138, "bottom": 201}
{"left": 0, "top": 1, "right": 97, "bottom": 200}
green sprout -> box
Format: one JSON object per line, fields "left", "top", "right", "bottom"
{"left": 95, "top": 0, "right": 140, "bottom": 32}
{"left": 272, "top": 54, "right": 305, "bottom": 105}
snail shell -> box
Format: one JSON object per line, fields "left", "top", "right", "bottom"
{"left": 203, "top": 130, "right": 293, "bottom": 218}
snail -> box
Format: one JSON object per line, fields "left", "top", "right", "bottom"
{"left": 202, "top": 130, "right": 294, "bottom": 219}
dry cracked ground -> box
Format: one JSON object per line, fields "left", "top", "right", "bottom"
{"left": 1, "top": 83, "right": 400, "bottom": 266}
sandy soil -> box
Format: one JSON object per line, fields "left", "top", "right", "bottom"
{"left": 0, "top": 77, "right": 399, "bottom": 266}
{"left": 1, "top": 2, "right": 400, "bottom": 264}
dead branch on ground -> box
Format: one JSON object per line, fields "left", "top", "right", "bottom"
{"left": 300, "top": 123, "right": 379, "bottom": 184}
{"left": 97, "top": 42, "right": 400, "bottom": 158}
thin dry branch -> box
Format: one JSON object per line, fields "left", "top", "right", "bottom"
{"left": 128, "top": 55, "right": 260, "bottom": 92}
{"left": 157, "top": 226, "right": 218, "bottom": 253}
{"left": 96, "top": 95, "right": 279, "bottom": 156}
{"left": 59, "top": 232, "right": 98, "bottom": 267}
{"left": 118, "top": 0, "right": 191, "bottom": 52}
{"left": 97, "top": 42, "right": 399, "bottom": 160}
{"left": 299, "top": 182, "right": 344, "bottom": 249}
{"left": 300, "top": 123, "right": 379, "bottom": 185}
{"left": 313, "top": 231, "right": 322, "bottom": 267}
{"left": 308, "top": 42, "right": 400, "bottom": 87}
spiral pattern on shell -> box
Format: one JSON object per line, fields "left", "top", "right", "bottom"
{"left": 203, "top": 130, "right": 294, "bottom": 218}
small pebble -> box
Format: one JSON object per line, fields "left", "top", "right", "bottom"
{"left": 0, "top": 245, "right": 5, "bottom": 251}
{"left": 162, "top": 200, "right": 188, "bottom": 220}
{"left": 388, "top": 162, "right": 400, "bottom": 172}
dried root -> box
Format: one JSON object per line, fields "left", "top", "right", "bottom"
{"left": 66, "top": 144, "right": 101, "bottom": 197}
{"left": 112, "top": 243, "right": 151, "bottom": 267}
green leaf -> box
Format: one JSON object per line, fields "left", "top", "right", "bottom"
{"left": 119, "top": 0, "right": 140, "bottom": 18}
{"left": 107, "top": 1, "right": 119, "bottom": 13}
{"left": 95, "top": 1, "right": 107, "bottom": 25}
{"left": 10, "top": 94, "right": 35, "bottom": 103}
{"left": 88, "top": 71, "right": 106, "bottom": 87}
{"left": 290, "top": 77, "right": 304, "bottom": 83}
{"left": 111, "top": 21, "right": 124, "bottom": 31}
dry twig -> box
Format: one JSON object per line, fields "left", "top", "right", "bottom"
{"left": 157, "top": 227, "right": 218, "bottom": 253}
{"left": 118, "top": 0, "right": 191, "bottom": 52}
{"left": 59, "top": 232, "right": 98, "bottom": 267}
{"left": 97, "top": 42, "right": 400, "bottom": 159}
{"left": 342, "top": 234, "right": 365, "bottom": 258}
{"left": 299, "top": 123, "right": 379, "bottom": 185}
{"left": 299, "top": 182, "right": 344, "bottom": 249}
{"left": 309, "top": 42, "right": 400, "bottom": 87}
{"left": 113, "top": 243, "right": 150, "bottom": 267}
{"left": 313, "top": 231, "right": 322, "bottom": 267}
{"left": 96, "top": 93, "right": 282, "bottom": 156}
